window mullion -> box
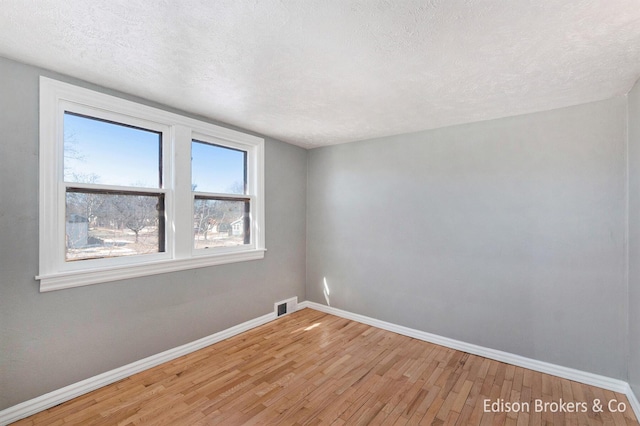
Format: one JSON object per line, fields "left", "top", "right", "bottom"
{"left": 173, "top": 125, "right": 193, "bottom": 258}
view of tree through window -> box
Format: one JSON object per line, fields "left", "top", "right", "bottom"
{"left": 193, "top": 198, "right": 249, "bottom": 249}
{"left": 192, "top": 141, "right": 249, "bottom": 249}
{"left": 63, "top": 112, "right": 164, "bottom": 261}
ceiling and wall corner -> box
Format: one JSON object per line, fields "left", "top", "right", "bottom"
{"left": 0, "top": 0, "right": 639, "bottom": 148}
{"left": 627, "top": 75, "right": 640, "bottom": 398}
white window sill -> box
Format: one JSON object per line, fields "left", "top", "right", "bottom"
{"left": 36, "top": 249, "right": 266, "bottom": 292}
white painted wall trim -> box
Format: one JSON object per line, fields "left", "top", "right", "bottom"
{"left": 37, "top": 77, "right": 267, "bottom": 293}
{"left": 300, "top": 301, "right": 640, "bottom": 421}
{"left": 627, "top": 383, "right": 640, "bottom": 422}
{"left": 0, "top": 311, "right": 277, "bottom": 426}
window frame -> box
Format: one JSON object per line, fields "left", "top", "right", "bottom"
{"left": 38, "top": 77, "right": 265, "bottom": 292}
{"left": 60, "top": 105, "right": 171, "bottom": 268}
{"left": 191, "top": 134, "right": 254, "bottom": 254}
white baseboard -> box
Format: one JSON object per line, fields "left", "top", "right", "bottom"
{"left": 301, "top": 301, "right": 640, "bottom": 421}
{"left": 0, "top": 311, "right": 277, "bottom": 426}
{"left": 3, "top": 301, "right": 639, "bottom": 425}
{"left": 627, "top": 383, "right": 640, "bottom": 421}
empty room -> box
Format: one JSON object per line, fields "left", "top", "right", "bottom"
{"left": 1, "top": 1, "right": 640, "bottom": 425}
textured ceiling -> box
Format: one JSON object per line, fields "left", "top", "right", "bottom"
{"left": 1, "top": 1, "right": 639, "bottom": 147}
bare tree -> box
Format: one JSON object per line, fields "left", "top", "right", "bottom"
{"left": 63, "top": 129, "right": 86, "bottom": 181}
{"left": 194, "top": 199, "right": 217, "bottom": 241}
{"left": 111, "top": 194, "right": 159, "bottom": 243}
{"left": 65, "top": 173, "right": 102, "bottom": 225}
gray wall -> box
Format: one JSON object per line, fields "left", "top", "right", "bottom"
{"left": 307, "top": 98, "right": 628, "bottom": 379}
{"left": 2, "top": 51, "right": 637, "bottom": 412}
{"left": 629, "top": 77, "right": 640, "bottom": 397}
{"left": 0, "top": 56, "right": 307, "bottom": 410}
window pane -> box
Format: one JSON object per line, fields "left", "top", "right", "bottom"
{"left": 66, "top": 190, "right": 165, "bottom": 261}
{"left": 64, "top": 112, "right": 162, "bottom": 188}
{"left": 193, "top": 198, "right": 250, "bottom": 249}
{"left": 192, "top": 141, "right": 246, "bottom": 194}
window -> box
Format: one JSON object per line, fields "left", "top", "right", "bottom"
{"left": 192, "top": 141, "right": 250, "bottom": 250}
{"left": 64, "top": 112, "right": 166, "bottom": 262}
{"left": 38, "top": 77, "right": 265, "bottom": 291}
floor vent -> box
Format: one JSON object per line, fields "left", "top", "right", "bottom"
{"left": 275, "top": 297, "right": 298, "bottom": 317}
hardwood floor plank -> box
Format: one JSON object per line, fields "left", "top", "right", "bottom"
{"left": 11, "top": 308, "right": 639, "bottom": 425}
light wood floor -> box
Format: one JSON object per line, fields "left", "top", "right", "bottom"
{"left": 13, "top": 308, "right": 638, "bottom": 425}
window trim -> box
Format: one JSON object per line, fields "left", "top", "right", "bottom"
{"left": 191, "top": 132, "right": 255, "bottom": 254}
{"left": 60, "top": 106, "right": 172, "bottom": 269}
{"left": 37, "top": 77, "right": 265, "bottom": 292}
